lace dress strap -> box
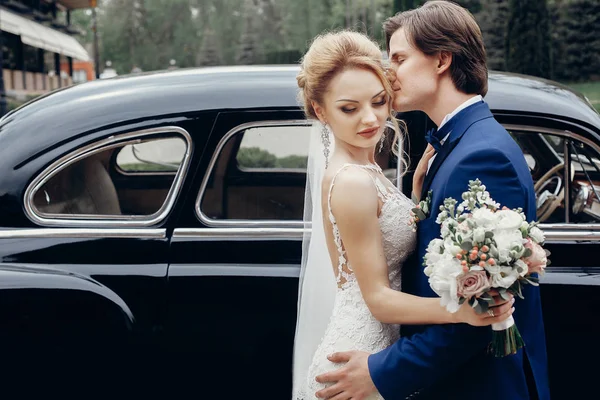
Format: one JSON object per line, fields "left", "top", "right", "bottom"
{"left": 327, "top": 163, "right": 383, "bottom": 287}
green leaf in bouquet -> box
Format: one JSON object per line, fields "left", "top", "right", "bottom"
{"left": 412, "top": 208, "right": 427, "bottom": 221}
{"left": 512, "top": 282, "right": 524, "bottom": 300}
{"left": 459, "top": 297, "right": 466, "bottom": 305}
{"left": 460, "top": 241, "right": 473, "bottom": 251}
{"left": 523, "top": 248, "right": 532, "bottom": 258}
{"left": 471, "top": 297, "right": 482, "bottom": 313}
{"left": 485, "top": 231, "right": 494, "bottom": 239}
{"left": 524, "top": 277, "right": 540, "bottom": 287}
{"left": 479, "top": 292, "right": 495, "bottom": 303}
{"left": 499, "top": 289, "right": 512, "bottom": 301}
{"left": 468, "top": 297, "right": 476, "bottom": 307}
{"left": 477, "top": 300, "right": 490, "bottom": 314}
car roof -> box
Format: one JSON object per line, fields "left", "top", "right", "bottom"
{"left": 1, "top": 65, "right": 599, "bottom": 146}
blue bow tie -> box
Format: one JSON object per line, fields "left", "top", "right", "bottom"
{"left": 425, "top": 127, "right": 447, "bottom": 152}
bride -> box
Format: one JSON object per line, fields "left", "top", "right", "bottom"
{"left": 292, "top": 30, "right": 514, "bottom": 400}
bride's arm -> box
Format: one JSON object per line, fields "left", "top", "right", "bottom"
{"left": 330, "top": 172, "right": 513, "bottom": 326}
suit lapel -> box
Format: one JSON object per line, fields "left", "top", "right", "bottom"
{"left": 420, "top": 101, "right": 494, "bottom": 200}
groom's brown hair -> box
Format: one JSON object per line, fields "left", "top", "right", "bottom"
{"left": 383, "top": 0, "right": 488, "bottom": 96}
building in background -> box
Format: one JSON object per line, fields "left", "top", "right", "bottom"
{"left": 1, "top": 0, "right": 93, "bottom": 102}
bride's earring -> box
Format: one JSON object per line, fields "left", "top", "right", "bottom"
{"left": 378, "top": 130, "right": 386, "bottom": 153}
{"left": 321, "top": 123, "right": 331, "bottom": 168}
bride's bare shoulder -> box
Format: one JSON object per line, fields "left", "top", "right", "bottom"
{"left": 322, "top": 164, "right": 378, "bottom": 214}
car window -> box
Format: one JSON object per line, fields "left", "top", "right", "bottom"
{"left": 28, "top": 131, "right": 190, "bottom": 223}
{"left": 199, "top": 124, "right": 311, "bottom": 223}
{"left": 198, "top": 121, "right": 400, "bottom": 225}
{"left": 116, "top": 137, "right": 186, "bottom": 173}
{"left": 236, "top": 126, "right": 309, "bottom": 170}
{"left": 508, "top": 128, "right": 600, "bottom": 224}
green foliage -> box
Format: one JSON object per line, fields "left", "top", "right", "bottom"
{"left": 119, "top": 163, "right": 178, "bottom": 172}
{"left": 505, "top": 0, "right": 551, "bottom": 78}
{"left": 474, "top": 0, "right": 509, "bottom": 72}
{"left": 76, "top": 0, "right": 596, "bottom": 84}
{"left": 555, "top": 0, "right": 600, "bottom": 82}
{"left": 236, "top": 147, "right": 308, "bottom": 169}
{"left": 237, "top": 147, "right": 278, "bottom": 168}
{"left": 505, "top": 0, "right": 552, "bottom": 78}
{"left": 276, "top": 155, "right": 309, "bottom": 169}
{"left": 568, "top": 81, "right": 600, "bottom": 113}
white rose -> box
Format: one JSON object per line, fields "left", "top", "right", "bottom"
{"left": 491, "top": 266, "right": 520, "bottom": 288}
{"left": 427, "top": 238, "right": 444, "bottom": 253}
{"left": 424, "top": 239, "right": 445, "bottom": 272}
{"left": 493, "top": 229, "right": 525, "bottom": 260}
{"left": 441, "top": 291, "right": 461, "bottom": 313}
{"left": 428, "top": 254, "right": 462, "bottom": 296}
{"left": 496, "top": 210, "right": 524, "bottom": 230}
{"left": 529, "top": 226, "right": 545, "bottom": 244}
{"left": 471, "top": 208, "right": 498, "bottom": 228}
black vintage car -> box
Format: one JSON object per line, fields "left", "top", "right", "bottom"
{"left": 0, "top": 66, "right": 599, "bottom": 398}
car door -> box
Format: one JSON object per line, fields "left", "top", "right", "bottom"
{"left": 503, "top": 122, "right": 600, "bottom": 398}
{"left": 166, "top": 109, "right": 309, "bottom": 398}
{"left": 0, "top": 124, "right": 194, "bottom": 360}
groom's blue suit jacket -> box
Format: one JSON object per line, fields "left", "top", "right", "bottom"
{"left": 368, "top": 101, "right": 550, "bottom": 400}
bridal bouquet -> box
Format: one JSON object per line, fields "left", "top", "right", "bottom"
{"left": 423, "top": 179, "right": 549, "bottom": 357}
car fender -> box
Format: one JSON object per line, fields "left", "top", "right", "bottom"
{"left": 0, "top": 263, "right": 135, "bottom": 336}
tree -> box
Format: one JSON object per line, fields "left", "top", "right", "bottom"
{"left": 475, "top": 0, "right": 509, "bottom": 72}
{"left": 237, "top": 147, "right": 278, "bottom": 168}
{"left": 560, "top": 0, "right": 600, "bottom": 82}
{"left": 237, "top": 0, "right": 262, "bottom": 64}
{"left": 197, "top": 27, "right": 222, "bottom": 66}
{"left": 505, "top": 0, "right": 552, "bottom": 78}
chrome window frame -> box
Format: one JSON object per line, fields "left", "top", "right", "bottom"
{"left": 195, "top": 120, "right": 406, "bottom": 228}
{"left": 113, "top": 137, "right": 186, "bottom": 176}
{"left": 195, "top": 120, "right": 312, "bottom": 228}
{"left": 504, "top": 124, "right": 600, "bottom": 235}
{"left": 192, "top": 120, "right": 600, "bottom": 243}
{"left": 24, "top": 126, "right": 193, "bottom": 227}
{"left": 0, "top": 228, "right": 167, "bottom": 239}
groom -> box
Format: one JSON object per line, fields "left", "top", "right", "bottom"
{"left": 314, "top": 2, "right": 550, "bottom": 400}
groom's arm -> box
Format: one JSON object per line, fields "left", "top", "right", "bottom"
{"left": 369, "top": 148, "right": 527, "bottom": 399}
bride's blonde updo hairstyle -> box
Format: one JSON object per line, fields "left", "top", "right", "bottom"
{"left": 296, "top": 30, "right": 405, "bottom": 158}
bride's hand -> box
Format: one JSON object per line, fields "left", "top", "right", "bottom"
{"left": 456, "top": 295, "right": 515, "bottom": 327}
{"left": 412, "top": 144, "right": 436, "bottom": 202}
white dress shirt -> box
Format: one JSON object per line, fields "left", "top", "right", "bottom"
{"left": 426, "top": 95, "right": 483, "bottom": 174}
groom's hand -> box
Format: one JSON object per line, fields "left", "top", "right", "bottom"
{"left": 314, "top": 350, "right": 375, "bottom": 400}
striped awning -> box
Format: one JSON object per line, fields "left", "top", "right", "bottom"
{"left": 0, "top": 7, "right": 90, "bottom": 61}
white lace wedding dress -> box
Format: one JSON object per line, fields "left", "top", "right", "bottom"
{"left": 296, "top": 163, "right": 417, "bottom": 400}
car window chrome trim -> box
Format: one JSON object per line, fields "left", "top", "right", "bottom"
{"left": 0, "top": 228, "right": 166, "bottom": 239}
{"left": 168, "top": 263, "right": 300, "bottom": 278}
{"left": 543, "top": 230, "right": 600, "bottom": 242}
{"left": 503, "top": 124, "right": 600, "bottom": 155}
{"left": 505, "top": 124, "right": 600, "bottom": 230}
{"left": 540, "top": 223, "right": 600, "bottom": 230}
{"left": 195, "top": 119, "right": 407, "bottom": 229}
{"left": 23, "top": 126, "right": 193, "bottom": 228}
{"left": 173, "top": 227, "right": 600, "bottom": 243}
{"left": 195, "top": 119, "right": 312, "bottom": 228}
{"left": 174, "top": 227, "right": 307, "bottom": 241}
